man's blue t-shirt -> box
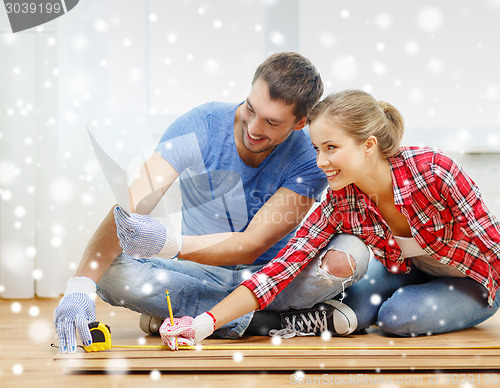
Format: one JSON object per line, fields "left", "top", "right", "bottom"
{"left": 155, "top": 102, "right": 327, "bottom": 265}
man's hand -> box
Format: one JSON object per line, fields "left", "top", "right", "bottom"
{"left": 113, "top": 207, "right": 182, "bottom": 259}
{"left": 53, "top": 277, "right": 96, "bottom": 353}
{"left": 159, "top": 312, "right": 216, "bottom": 350}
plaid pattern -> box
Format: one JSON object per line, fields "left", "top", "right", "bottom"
{"left": 242, "top": 147, "right": 500, "bottom": 308}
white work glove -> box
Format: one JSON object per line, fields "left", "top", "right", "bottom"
{"left": 53, "top": 276, "right": 96, "bottom": 353}
{"left": 159, "top": 312, "right": 217, "bottom": 351}
{"left": 113, "top": 206, "right": 182, "bottom": 259}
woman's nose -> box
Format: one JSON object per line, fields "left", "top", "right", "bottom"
{"left": 316, "top": 151, "right": 329, "bottom": 168}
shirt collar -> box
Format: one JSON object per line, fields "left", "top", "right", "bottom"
{"left": 388, "top": 149, "right": 413, "bottom": 206}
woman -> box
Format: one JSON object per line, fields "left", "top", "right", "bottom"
{"left": 160, "top": 90, "right": 500, "bottom": 348}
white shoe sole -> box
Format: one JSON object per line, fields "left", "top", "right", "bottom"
{"left": 324, "top": 299, "right": 358, "bottom": 335}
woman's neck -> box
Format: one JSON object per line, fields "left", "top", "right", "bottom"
{"left": 354, "top": 156, "right": 394, "bottom": 206}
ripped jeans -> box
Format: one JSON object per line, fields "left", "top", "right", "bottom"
{"left": 97, "top": 233, "right": 370, "bottom": 339}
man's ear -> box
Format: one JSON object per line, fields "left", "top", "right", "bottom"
{"left": 364, "top": 135, "right": 378, "bottom": 155}
{"left": 293, "top": 117, "right": 307, "bottom": 131}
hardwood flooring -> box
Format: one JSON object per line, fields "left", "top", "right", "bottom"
{"left": 2, "top": 297, "right": 500, "bottom": 387}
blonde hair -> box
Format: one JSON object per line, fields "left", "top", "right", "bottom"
{"left": 308, "top": 90, "right": 404, "bottom": 157}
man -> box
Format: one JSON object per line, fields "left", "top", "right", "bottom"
{"left": 53, "top": 52, "right": 330, "bottom": 353}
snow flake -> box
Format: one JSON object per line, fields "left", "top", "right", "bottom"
{"left": 428, "top": 58, "right": 444, "bottom": 74}
{"left": 94, "top": 19, "right": 108, "bottom": 33}
{"left": 409, "top": 88, "right": 424, "bottom": 104}
{"left": 331, "top": 56, "right": 357, "bottom": 82}
{"left": 405, "top": 41, "right": 419, "bottom": 56}
{"left": 26, "top": 246, "right": 37, "bottom": 258}
{"left": 270, "top": 31, "right": 285, "bottom": 46}
{"left": 32, "top": 269, "right": 43, "bottom": 280}
{"left": 2, "top": 190, "right": 13, "bottom": 201}
{"left": 370, "top": 294, "right": 382, "bottom": 305}
{"left": 375, "top": 12, "right": 392, "bottom": 30}
{"left": 50, "top": 178, "right": 75, "bottom": 203}
{"left": 150, "top": 370, "right": 161, "bottom": 380}
{"left": 0, "top": 161, "right": 19, "bottom": 185}
{"left": 340, "top": 9, "right": 350, "bottom": 19}
{"left": 141, "top": 283, "right": 153, "bottom": 295}
{"left": 372, "top": 61, "right": 387, "bottom": 76}
{"left": 129, "top": 68, "right": 143, "bottom": 82}
{"left": 321, "top": 331, "right": 332, "bottom": 341}
{"left": 1, "top": 34, "right": 18, "bottom": 46}
{"left": 256, "top": 273, "right": 269, "bottom": 283}
{"left": 11, "top": 302, "right": 22, "bottom": 314}
{"left": 167, "top": 33, "right": 177, "bottom": 44}
{"left": 105, "top": 358, "right": 129, "bottom": 374}
{"left": 12, "top": 364, "right": 23, "bottom": 375}
{"left": 485, "top": 86, "right": 499, "bottom": 100}
{"left": 72, "top": 34, "right": 88, "bottom": 50}
{"left": 28, "top": 306, "right": 40, "bottom": 317}
{"left": 205, "top": 58, "right": 220, "bottom": 76}
{"left": 14, "top": 206, "right": 26, "bottom": 218}
{"left": 417, "top": 6, "right": 443, "bottom": 32}
{"left": 320, "top": 32, "right": 336, "bottom": 49}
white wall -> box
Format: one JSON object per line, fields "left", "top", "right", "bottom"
{"left": 0, "top": 0, "right": 499, "bottom": 298}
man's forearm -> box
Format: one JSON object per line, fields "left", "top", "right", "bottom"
{"left": 178, "top": 232, "right": 266, "bottom": 265}
{"left": 75, "top": 207, "right": 122, "bottom": 283}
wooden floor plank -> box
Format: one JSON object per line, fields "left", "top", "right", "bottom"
{"left": 3, "top": 297, "right": 500, "bottom": 387}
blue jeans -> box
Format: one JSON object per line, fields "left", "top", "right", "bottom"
{"left": 341, "top": 257, "right": 500, "bottom": 336}
{"left": 97, "top": 233, "right": 370, "bottom": 338}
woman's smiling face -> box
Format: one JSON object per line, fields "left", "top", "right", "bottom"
{"left": 310, "top": 114, "right": 369, "bottom": 191}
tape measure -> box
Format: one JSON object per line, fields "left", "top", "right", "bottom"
{"left": 83, "top": 321, "right": 112, "bottom": 352}
{"left": 79, "top": 321, "right": 500, "bottom": 352}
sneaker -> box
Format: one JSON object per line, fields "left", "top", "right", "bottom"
{"left": 277, "top": 299, "right": 358, "bottom": 337}
{"left": 139, "top": 313, "right": 163, "bottom": 335}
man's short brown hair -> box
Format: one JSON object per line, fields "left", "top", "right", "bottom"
{"left": 252, "top": 52, "right": 324, "bottom": 120}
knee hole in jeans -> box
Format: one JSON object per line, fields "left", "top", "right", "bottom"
{"left": 320, "top": 250, "right": 356, "bottom": 278}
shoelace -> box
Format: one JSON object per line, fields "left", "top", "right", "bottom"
{"left": 269, "top": 311, "right": 328, "bottom": 338}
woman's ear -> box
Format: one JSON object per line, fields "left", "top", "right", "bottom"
{"left": 364, "top": 135, "right": 378, "bottom": 155}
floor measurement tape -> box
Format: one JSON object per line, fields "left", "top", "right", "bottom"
{"left": 82, "top": 321, "right": 500, "bottom": 352}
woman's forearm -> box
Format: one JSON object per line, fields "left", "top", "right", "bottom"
{"left": 210, "top": 285, "right": 260, "bottom": 330}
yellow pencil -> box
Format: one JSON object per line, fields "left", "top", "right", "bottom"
{"left": 165, "top": 290, "right": 178, "bottom": 348}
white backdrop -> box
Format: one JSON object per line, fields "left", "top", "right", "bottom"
{"left": 0, "top": 0, "right": 499, "bottom": 298}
